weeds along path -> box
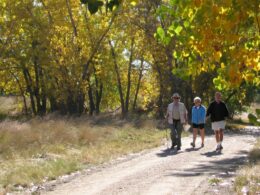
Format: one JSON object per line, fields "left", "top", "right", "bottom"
{"left": 43, "top": 130, "right": 258, "bottom": 195}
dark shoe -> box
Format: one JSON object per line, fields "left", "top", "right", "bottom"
{"left": 219, "top": 145, "right": 223, "bottom": 150}
{"left": 190, "top": 142, "right": 195, "bottom": 148}
{"left": 171, "top": 143, "right": 176, "bottom": 149}
{"left": 201, "top": 143, "right": 204, "bottom": 148}
{"left": 177, "top": 147, "right": 181, "bottom": 151}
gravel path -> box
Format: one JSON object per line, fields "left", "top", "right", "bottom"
{"left": 42, "top": 130, "right": 258, "bottom": 195}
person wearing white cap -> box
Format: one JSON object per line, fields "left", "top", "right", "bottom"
{"left": 190, "top": 97, "right": 206, "bottom": 148}
{"left": 165, "top": 93, "right": 188, "bottom": 150}
{"left": 206, "top": 92, "right": 229, "bottom": 152}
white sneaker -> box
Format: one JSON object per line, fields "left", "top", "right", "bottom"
{"left": 216, "top": 144, "right": 220, "bottom": 151}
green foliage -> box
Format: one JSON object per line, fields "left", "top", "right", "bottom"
{"left": 248, "top": 113, "right": 260, "bottom": 126}
{"left": 155, "top": 0, "right": 259, "bottom": 107}
{"left": 156, "top": 0, "right": 259, "bottom": 116}
{"left": 107, "top": 0, "right": 121, "bottom": 11}
{"left": 221, "top": 85, "right": 258, "bottom": 117}
{"left": 88, "top": 1, "right": 104, "bottom": 14}
{"left": 208, "top": 177, "right": 222, "bottom": 185}
{"left": 256, "top": 109, "right": 260, "bottom": 118}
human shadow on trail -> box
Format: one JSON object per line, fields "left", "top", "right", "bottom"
{"left": 201, "top": 150, "right": 223, "bottom": 157}
{"left": 156, "top": 148, "right": 184, "bottom": 157}
{"left": 185, "top": 147, "right": 202, "bottom": 152}
{"left": 165, "top": 150, "right": 249, "bottom": 178}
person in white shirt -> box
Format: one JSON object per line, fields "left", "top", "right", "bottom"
{"left": 165, "top": 93, "right": 188, "bottom": 150}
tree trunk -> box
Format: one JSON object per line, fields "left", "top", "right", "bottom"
{"left": 155, "top": 63, "right": 165, "bottom": 118}
{"left": 88, "top": 86, "right": 95, "bottom": 116}
{"left": 33, "top": 55, "right": 42, "bottom": 114}
{"left": 11, "top": 72, "right": 28, "bottom": 114}
{"left": 39, "top": 67, "right": 47, "bottom": 114}
{"left": 95, "top": 82, "right": 103, "bottom": 115}
{"left": 133, "top": 58, "right": 144, "bottom": 111}
{"left": 49, "top": 96, "right": 59, "bottom": 112}
{"left": 41, "top": 95, "right": 47, "bottom": 114}
{"left": 67, "top": 92, "right": 77, "bottom": 114}
{"left": 82, "top": 12, "right": 118, "bottom": 81}
{"left": 23, "top": 68, "right": 36, "bottom": 115}
{"left": 93, "top": 66, "right": 103, "bottom": 115}
{"left": 125, "top": 38, "right": 135, "bottom": 113}
{"left": 77, "top": 91, "right": 85, "bottom": 115}
{"left": 65, "top": 0, "right": 78, "bottom": 37}
{"left": 166, "top": 47, "right": 176, "bottom": 94}
{"left": 109, "top": 40, "right": 125, "bottom": 115}
{"left": 98, "top": 83, "right": 103, "bottom": 114}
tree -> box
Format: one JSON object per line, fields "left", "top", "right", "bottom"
{"left": 155, "top": 0, "right": 259, "bottom": 113}
{"left": 0, "top": 0, "right": 258, "bottom": 117}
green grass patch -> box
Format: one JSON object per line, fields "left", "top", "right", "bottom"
{"left": 208, "top": 177, "right": 222, "bottom": 185}
{"left": 0, "top": 158, "right": 81, "bottom": 188}
{"left": 248, "top": 113, "right": 260, "bottom": 126}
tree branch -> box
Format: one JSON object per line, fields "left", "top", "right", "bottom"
{"left": 82, "top": 9, "right": 119, "bottom": 80}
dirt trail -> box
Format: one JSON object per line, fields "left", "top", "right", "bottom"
{"left": 42, "top": 130, "right": 258, "bottom": 195}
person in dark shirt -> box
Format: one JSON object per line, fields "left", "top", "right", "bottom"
{"left": 206, "top": 92, "right": 229, "bottom": 152}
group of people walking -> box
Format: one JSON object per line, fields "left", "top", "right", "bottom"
{"left": 166, "top": 92, "right": 229, "bottom": 152}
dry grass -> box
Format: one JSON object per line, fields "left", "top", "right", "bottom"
{"left": 0, "top": 116, "right": 165, "bottom": 192}
{"left": 248, "top": 138, "right": 260, "bottom": 164}
{"left": 234, "top": 138, "right": 260, "bottom": 194}
{"left": 0, "top": 97, "right": 24, "bottom": 117}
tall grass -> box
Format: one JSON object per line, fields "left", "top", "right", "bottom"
{"left": 0, "top": 97, "right": 23, "bottom": 116}
{"left": 0, "top": 116, "right": 165, "bottom": 192}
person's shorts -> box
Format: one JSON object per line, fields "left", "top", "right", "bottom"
{"left": 212, "top": 120, "right": 226, "bottom": 130}
{"left": 192, "top": 123, "right": 205, "bottom": 129}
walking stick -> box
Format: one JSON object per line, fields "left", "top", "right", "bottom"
{"left": 165, "top": 128, "right": 169, "bottom": 149}
{"left": 164, "top": 116, "right": 170, "bottom": 149}
{"left": 164, "top": 120, "right": 169, "bottom": 149}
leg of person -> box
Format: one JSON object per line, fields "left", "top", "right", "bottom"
{"left": 219, "top": 128, "right": 224, "bottom": 150}
{"left": 170, "top": 124, "right": 177, "bottom": 149}
{"left": 176, "top": 122, "right": 183, "bottom": 150}
{"left": 212, "top": 122, "right": 221, "bottom": 150}
{"left": 215, "top": 129, "right": 220, "bottom": 151}
{"left": 200, "top": 126, "right": 205, "bottom": 147}
{"left": 191, "top": 127, "right": 197, "bottom": 148}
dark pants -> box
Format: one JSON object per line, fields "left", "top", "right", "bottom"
{"left": 169, "top": 120, "right": 183, "bottom": 148}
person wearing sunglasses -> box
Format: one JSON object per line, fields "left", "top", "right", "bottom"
{"left": 166, "top": 93, "right": 188, "bottom": 150}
